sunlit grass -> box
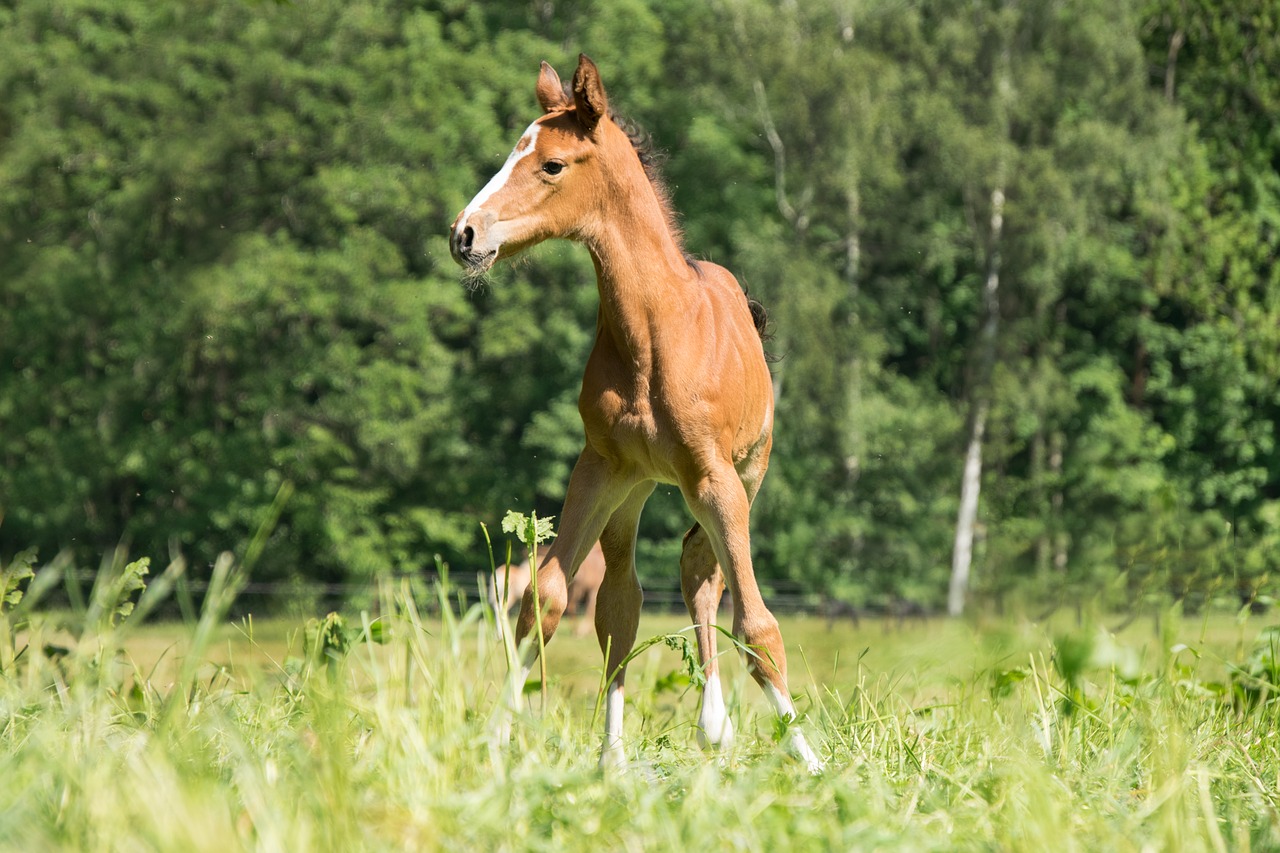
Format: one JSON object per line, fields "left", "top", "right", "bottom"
{"left": 2, "top": 565, "right": 1279, "bottom": 851}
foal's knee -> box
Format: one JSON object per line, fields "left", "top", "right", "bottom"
{"left": 530, "top": 570, "right": 569, "bottom": 617}
{"left": 515, "top": 568, "right": 569, "bottom": 642}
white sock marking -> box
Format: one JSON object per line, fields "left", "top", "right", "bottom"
{"left": 491, "top": 660, "right": 533, "bottom": 746}
{"left": 764, "top": 682, "right": 823, "bottom": 774}
{"left": 600, "top": 682, "right": 626, "bottom": 769}
{"left": 696, "top": 671, "right": 734, "bottom": 750}
{"left": 510, "top": 661, "right": 534, "bottom": 712}
{"left": 762, "top": 681, "right": 796, "bottom": 720}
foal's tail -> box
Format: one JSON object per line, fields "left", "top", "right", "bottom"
{"left": 745, "top": 293, "right": 780, "bottom": 363}
{"left": 747, "top": 296, "right": 769, "bottom": 340}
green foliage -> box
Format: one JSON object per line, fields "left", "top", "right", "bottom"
{"left": 1230, "top": 625, "right": 1280, "bottom": 708}
{"left": 501, "top": 510, "right": 556, "bottom": 548}
{"left": 89, "top": 554, "right": 149, "bottom": 628}
{"left": 302, "top": 610, "right": 387, "bottom": 681}
{"left": 0, "top": 548, "right": 37, "bottom": 676}
{"left": 0, "top": 0, "right": 1276, "bottom": 613}
{"left": 0, "top": 548, "right": 36, "bottom": 611}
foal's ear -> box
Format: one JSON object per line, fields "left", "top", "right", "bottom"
{"left": 536, "top": 61, "right": 569, "bottom": 112}
{"left": 571, "top": 53, "right": 609, "bottom": 131}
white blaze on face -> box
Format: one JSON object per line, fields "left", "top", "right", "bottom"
{"left": 462, "top": 122, "right": 542, "bottom": 219}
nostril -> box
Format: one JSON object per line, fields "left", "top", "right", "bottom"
{"left": 461, "top": 226, "right": 475, "bottom": 253}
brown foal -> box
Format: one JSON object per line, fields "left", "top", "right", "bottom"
{"left": 450, "top": 54, "right": 820, "bottom": 772}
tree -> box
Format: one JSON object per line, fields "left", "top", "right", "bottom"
{"left": 0, "top": 0, "right": 1273, "bottom": 617}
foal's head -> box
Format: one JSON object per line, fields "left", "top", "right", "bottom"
{"left": 450, "top": 54, "right": 637, "bottom": 276}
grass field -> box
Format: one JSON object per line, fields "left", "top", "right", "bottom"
{"left": 3, "top": 567, "right": 1280, "bottom": 851}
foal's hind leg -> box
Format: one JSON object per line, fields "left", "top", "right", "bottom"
{"left": 680, "top": 523, "right": 733, "bottom": 751}
{"left": 681, "top": 462, "right": 823, "bottom": 773}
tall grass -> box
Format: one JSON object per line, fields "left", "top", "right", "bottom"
{"left": 1, "top": 553, "right": 1279, "bottom": 851}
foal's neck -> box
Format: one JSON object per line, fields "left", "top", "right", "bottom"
{"left": 583, "top": 146, "right": 694, "bottom": 365}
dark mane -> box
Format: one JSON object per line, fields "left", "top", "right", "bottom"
{"left": 555, "top": 79, "right": 689, "bottom": 259}
{"left": 610, "top": 111, "right": 687, "bottom": 256}
{"left": 565, "top": 93, "right": 773, "bottom": 346}
{"left": 613, "top": 112, "right": 775, "bottom": 349}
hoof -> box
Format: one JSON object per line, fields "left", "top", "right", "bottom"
{"left": 599, "top": 740, "right": 627, "bottom": 773}
{"left": 790, "top": 730, "right": 825, "bottom": 775}
{"left": 694, "top": 715, "right": 735, "bottom": 753}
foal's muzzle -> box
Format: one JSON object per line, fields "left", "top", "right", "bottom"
{"left": 449, "top": 211, "right": 497, "bottom": 272}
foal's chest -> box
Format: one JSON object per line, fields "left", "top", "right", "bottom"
{"left": 577, "top": 361, "right": 689, "bottom": 483}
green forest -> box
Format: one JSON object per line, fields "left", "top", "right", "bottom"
{"left": 1, "top": 0, "right": 1276, "bottom": 615}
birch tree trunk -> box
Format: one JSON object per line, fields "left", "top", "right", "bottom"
{"left": 949, "top": 397, "right": 990, "bottom": 616}
{"left": 749, "top": 72, "right": 812, "bottom": 409}
{"left": 844, "top": 182, "right": 863, "bottom": 484}
{"left": 948, "top": 185, "right": 1005, "bottom": 616}
{"left": 947, "top": 12, "right": 1014, "bottom": 617}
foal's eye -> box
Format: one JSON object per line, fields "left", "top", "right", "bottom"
{"left": 542, "top": 160, "right": 565, "bottom": 176}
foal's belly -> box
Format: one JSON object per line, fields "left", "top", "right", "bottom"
{"left": 577, "top": 337, "right": 768, "bottom": 486}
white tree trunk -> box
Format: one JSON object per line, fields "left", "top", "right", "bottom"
{"left": 949, "top": 399, "right": 989, "bottom": 616}
{"left": 844, "top": 183, "right": 863, "bottom": 483}
{"left": 948, "top": 15, "right": 1013, "bottom": 616}
{"left": 948, "top": 182, "right": 1005, "bottom": 617}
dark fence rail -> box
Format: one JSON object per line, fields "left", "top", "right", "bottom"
{"left": 51, "top": 569, "right": 932, "bottom": 622}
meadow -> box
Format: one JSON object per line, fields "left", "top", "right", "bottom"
{"left": 2, "top": 560, "right": 1280, "bottom": 852}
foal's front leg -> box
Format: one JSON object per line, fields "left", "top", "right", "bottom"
{"left": 594, "top": 482, "right": 655, "bottom": 770}
{"left": 505, "top": 447, "right": 634, "bottom": 702}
